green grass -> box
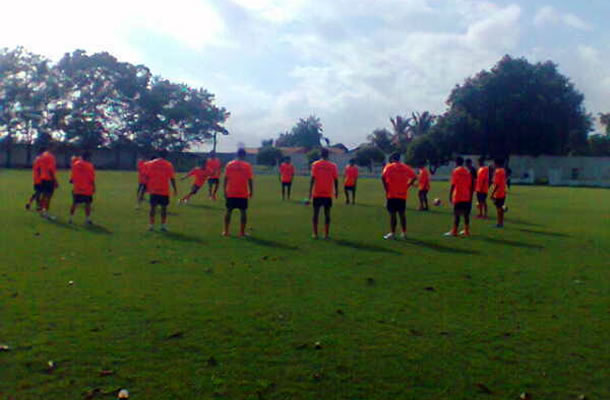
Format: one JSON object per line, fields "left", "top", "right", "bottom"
{"left": 1, "top": 170, "right": 609, "bottom": 399}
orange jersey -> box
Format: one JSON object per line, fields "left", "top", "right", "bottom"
{"left": 382, "top": 162, "right": 417, "bottom": 200}
{"left": 39, "top": 151, "right": 57, "bottom": 181}
{"left": 451, "top": 166, "right": 472, "bottom": 203}
{"left": 188, "top": 167, "right": 209, "bottom": 187}
{"left": 32, "top": 156, "right": 42, "bottom": 184}
{"left": 344, "top": 165, "right": 359, "bottom": 187}
{"left": 71, "top": 159, "right": 96, "bottom": 196}
{"left": 311, "top": 160, "right": 339, "bottom": 198}
{"left": 279, "top": 162, "right": 295, "bottom": 183}
{"left": 137, "top": 160, "right": 148, "bottom": 184}
{"left": 225, "top": 160, "right": 253, "bottom": 198}
{"left": 418, "top": 167, "right": 430, "bottom": 191}
{"left": 475, "top": 166, "right": 489, "bottom": 193}
{"left": 206, "top": 157, "right": 222, "bottom": 179}
{"left": 493, "top": 168, "right": 507, "bottom": 198}
{"left": 145, "top": 158, "right": 175, "bottom": 196}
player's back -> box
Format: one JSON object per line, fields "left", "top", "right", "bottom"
{"left": 452, "top": 167, "right": 472, "bottom": 202}
{"left": 418, "top": 167, "right": 430, "bottom": 190}
{"left": 225, "top": 160, "right": 253, "bottom": 198}
{"left": 280, "top": 163, "right": 294, "bottom": 182}
{"left": 32, "top": 156, "right": 42, "bottom": 184}
{"left": 206, "top": 158, "right": 222, "bottom": 178}
{"left": 39, "top": 152, "right": 56, "bottom": 180}
{"left": 493, "top": 168, "right": 507, "bottom": 197}
{"left": 383, "top": 162, "right": 415, "bottom": 199}
{"left": 146, "top": 158, "right": 175, "bottom": 195}
{"left": 476, "top": 166, "right": 489, "bottom": 192}
{"left": 312, "top": 160, "right": 338, "bottom": 197}
{"left": 72, "top": 160, "right": 95, "bottom": 195}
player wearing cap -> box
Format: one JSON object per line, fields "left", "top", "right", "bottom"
{"left": 381, "top": 153, "right": 417, "bottom": 239}
{"left": 68, "top": 151, "right": 96, "bottom": 225}
{"left": 309, "top": 148, "right": 339, "bottom": 239}
{"left": 223, "top": 148, "right": 254, "bottom": 237}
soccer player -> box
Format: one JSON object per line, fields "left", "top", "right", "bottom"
{"left": 417, "top": 163, "right": 430, "bottom": 211}
{"left": 136, "top": 157, "right": 149, "bottom": 208}
{"left": 25, "top": 149, "right": 44, "bottom": 211}
{"left": 381, "top": 153, "right": 417, "bottom": 239}
{"left": 279, "top": 157, "right": 295, "bottom": 200}
{"left": 309, "top": 148, "right": 338, "bottom": 239}
{"left": 343, "top": 159, "right": 359, "bottom": 205}
{"left": 445, "top": 156, "right": 473, "bottom": 237}
{"left": 38, "top": 147, "right": 58, "bottom": 219}
{"left": 180, "top": 159, "right": 209, "bottom": 203}
{"left": 465, "top": 158, "right": 477, "bottom": 192}
{"left": 223, "top": 148, "right": 254, "bottom": 237}
{"left": 490, "top": 158, "right": 507, "bottom": 228}
{"left": 475, "top": 157, "right": 490, "bottom": 219}
{"left": 206, "top": 151, "right": 222, "bottom": 201}
{"left": 69, "top": 151, "right": 96, "bottom": 224}
{"left": 145, "top": 150, "right": 177, "bottom": 232}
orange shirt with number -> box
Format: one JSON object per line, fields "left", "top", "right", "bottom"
{"left": 311, "top": 160, "right": 339, "bottom": 198}
{"left": 146, "top": 158, "right": 175, "bottom": 196}
{"left": 382, "top": 162, "right": 417, "bottom": 200}
{"left": 225, "top": 160, "right": 253, "bottom": 198}
{"left": 451, "top": 166, "right": 472, "bottom": 203}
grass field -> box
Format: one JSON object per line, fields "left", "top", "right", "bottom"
{"left": 1, "top": 169, "right": 609, "bottom": 400}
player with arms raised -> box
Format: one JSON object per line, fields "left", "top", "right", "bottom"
{"left": 309, "top": 148, "right": 338, "bottom": 239}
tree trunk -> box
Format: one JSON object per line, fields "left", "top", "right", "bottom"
{"left": 213, "top": 133, "right": 218, "bottom": 152}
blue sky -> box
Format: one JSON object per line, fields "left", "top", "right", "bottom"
{"left": 1, "top": 0, "right": 609, "bottom": 150}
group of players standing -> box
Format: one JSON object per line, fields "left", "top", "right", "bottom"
{"left": 25, "top": 146, "right": 507, "bottom": 240}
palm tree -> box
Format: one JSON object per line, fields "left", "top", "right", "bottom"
{"left": 410, "top": 111, "right": 436, "bottom": 138}
{"left": 389, "top": 115, "right": 412, "bottom": 152}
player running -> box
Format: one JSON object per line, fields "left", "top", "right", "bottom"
{"left": 223, "top": 148, "right": 254, "bottom": 237}
{"left": 417, "top": 163, "right": 430, "bottom": 211}
{"left": 279, "top": 157, "right": 295, "bottom": 200}
{"left": 490, "top": 158, "right": 507, "bottom": 228}
{"left": 145, "top": 150, "right": 177, "bottom": 232}
{"left": 206, "top": 151, "right": 222, "bottom": 201}
{"left": 25, "top": 149, "right": 44, "bottom": 211}
{"left": 309, "top": 148, "right": 338, "bottom": 239}
{"left": 180, "top": 159, "right": 209, "bottom": 204}
{"left": 68, "top": 152, "right": 96, "bottom": 225}
{"left": 38, "top": 147, "right": 58, "bottom": 219}
{"left": 381, "top": 153, "right": 417, "bottom": 239}
{"left": 475, "top": 157, "right": 490, "bottom": 219}
{"left": 445, "top": 156, "right": 473, "bottom": 237}
{"left": 343, "top": 159, "right": 359, "bottom": 205}
{"left": 136, "top": 157, "right": 149, "bottom": 208}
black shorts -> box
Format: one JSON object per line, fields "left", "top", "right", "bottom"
{"left": 386, "top": 198, "right": 406, "bottom": 213}
{"left": 282, "top": 182, "right": 292, "bottom": 188}
{"left": 226, "top": 197, "right": 248, "bottom": 210}
{"left": 313, "top": 197, "right": 332, "bottom": 208}
{"left": 190, "top": 184, "right": 202, "bottom": 194}
{"left": 419, "top": 189, "right": 428, "bottom": 196}
{"left": 476, "top": 192, "right": 488, "bottom": 203}
{"left": 34, "top": 183, "right": 42, "bottom": 192}
{"left": 454, "top": 202, "right": 472, "bottom": 214}
{"left": 40, "top": 180, "right": 55, "bottom": 195}
{"left": 208, "top": 178, "right": 219, "bottom": 185}
{"left": 150, "top": 194, "right": 170, "bottom": 206}
{"left": 344, "top": 185, "right": 356, "bottom": 191}
{"left": 73, "top": 194, "right": 93, "bottom": 204}
{"left": 494, "top": 197, "right": 506, "bottom": 207}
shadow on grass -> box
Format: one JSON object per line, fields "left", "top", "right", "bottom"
{"left": 334, "top": 239, "right": 401, "bottom": 255}
{"left": 246, "top": 236, "right": 299, "bottom": 250}
{"left": 506, "top": 217, "right": 543, "bottom": 227}
{"left": 477, "top": 236, "right": 544, "bottom": 249}
{"left": 159, "top": 231, "right": 204, "bottom": 244}
{"left": 516, "top": 228, "right": 569, "bottom": 238}
{"left": 46, "top": 218, "right": 78, "bottom": 230}
{"left": 406, "top": 238, "right": 480, "bottom": 255}
{"left": 189, "top": 204, "right": 216, "bottom": 210}
{"left": 84, "top": 223, "right": 112, "bottom": 235}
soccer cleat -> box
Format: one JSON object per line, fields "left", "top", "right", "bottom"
{"left": 222, "top": 231, "right": 230, "bottom": 237}
{"left": 444, "top": 231, "right": 457, "bottom": 237}
{"left": 85, "top": 219, "right": 93, "bottom": 225}
{"left": 459, "top": 230, "right": 470, "bottom": 237}
{"left": 383, "top": 232, "right": 395, "bottom": 240}
{"left": 311, "top": 234, "right": 318, "bottom": 240}
{"left": 25, "top": 203, "right": 31, "bottom": 210}
{"left": 399, "top": 232, "right": 406, "bottom": 240}
{"left": 160, "top": 225, "right": 168, "bottom": 232}
{"left": 148, "top": 225, "right": 154, "bottom": 232}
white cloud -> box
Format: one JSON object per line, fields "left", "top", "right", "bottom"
{"left": 534, "top": 6, "right": 592, "bottom": 31}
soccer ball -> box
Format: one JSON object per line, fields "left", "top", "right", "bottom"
{"left": 433, "top": 198, "right": 442, "bottom": 206}
{"left": 502, "top": 205, "right": 508, "bottom": 213}
{"left": 118, "top": 389, "right": 129, "bottom": 399}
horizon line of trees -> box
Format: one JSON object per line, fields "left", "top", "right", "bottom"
{"left": 0, "top": 46, "right": 230, "bottom": 165}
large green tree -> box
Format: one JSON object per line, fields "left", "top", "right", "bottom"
{"left": 447, "top": 55, "right": 592, "bottom": 157}
{"left": 275, "top": 115, "right": 327, "bottom": 149}
{"left": 367, "top": 128, "right": 395, "bottom": 155}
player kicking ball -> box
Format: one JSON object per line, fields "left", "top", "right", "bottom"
{"left": 180, "top": 159, "right": 209, "bottom": 203}
{"left": 68, "top": 152, "right": 96, "bottom": 225}
{"left": 309, "top": 148, "right": 339, "bottom": 239}
{"left": 145, "top": 150, "right": 177, "bottom": 232}
{"left": 382, "top": 153, "right": 417, "bottom": 239}
{"left": 279, "top": 157, "right": 295, "bottom": 200}
{"left": 223, "top": 148, "right": 254, "bottom": 237}
{"left": 343, "top": 159, "right": 359, "bottom": 205}
{"left": 445, "top": 156, "right": 473, "bottom": 237}
{"left": 490, "top": 158, "right": 507, "bottom": 228}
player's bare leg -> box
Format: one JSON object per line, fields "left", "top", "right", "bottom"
{"left": 149, "top": 204, "right": 156, "bottom": 231}
{"left": 160, "top": 205, "right": 168, "bottom": 231}
{"left": 223, "top": 209, "right": 232, "bottom": 236}
{"left": 496, "top": 206, "right": 504, "bottom": 228}
{"left": 344, "top": 188, "right": 350, "bottom": 204}
{"left": 351, "top": 187, "right": 356, "bottom": 205}
{"left": 323, "top": 205, "right": 331, "bottom": 239}
{"left": 239, "top": 209, "right": 247, "bottom": 237}
{"left": 212, "top": 182, "right": 219, "bottom": 201}
{"left": 287, "top": 184, "right": 292, "bottom": 200}
{"left": 312, "top": 206, "right": 320, "bottom": 239}
{"left": 85, "top": 203, "right": 92, "bottom": 224}
{"left": 398, "top": 211, "right": 407, "bottom": 238}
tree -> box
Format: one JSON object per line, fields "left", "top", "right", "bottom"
{"left": 354, "top": 145, "right": 385, "bottom": 171}
{"left": 588, "top": 134, "right": 610, "bottom": 156}
{"left": 367, "top": 128, "right": 396, "bottom": 155}
{"left": 256, "top": 146, "right": 283, "bottom": 166}
{"left": 261, "top": 138, "right": 273, "bottom": 147}
{"left": 447, "top": 55, "right": 592, "bottom": 157}
{"left": 410, "top": 111, "right": 436, "bottom": 138}
{"left": 389, "top": 115, "right": 412, "bottom": 152}
{"left": 306, "top": 148, "right": 321, "bottom": 164}
{"left": 276, "top": 115, "right": 327, "bottom": 149}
